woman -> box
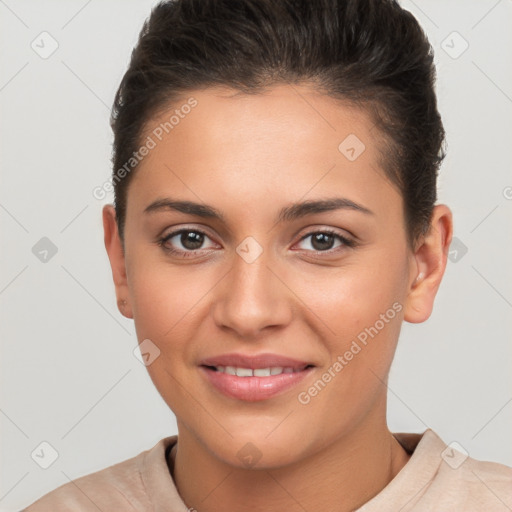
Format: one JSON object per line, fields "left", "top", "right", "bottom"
{"left": 24, "top": 0, "right": 512, "bottom": 510}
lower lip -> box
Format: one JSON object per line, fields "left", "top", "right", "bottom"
{"left": 200, "top": 366, "right": 315, "bottom": 401}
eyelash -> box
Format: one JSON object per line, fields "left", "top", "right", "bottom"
{"left": 157, "top": 227, "right": 357, "bottom": 259}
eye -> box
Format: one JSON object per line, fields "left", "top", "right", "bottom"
{"left": 295, "top": 229, "right": 355, "bottom": 253}
{"left": 157, "top": 228, "right": 218, "bottom": 257}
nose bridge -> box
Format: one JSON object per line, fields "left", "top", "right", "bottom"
{"left": 213, "top": 241, "right": 291, "bottom": 337}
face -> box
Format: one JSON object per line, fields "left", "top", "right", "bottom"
{"left": 104, "top": 83, "right": 447, "bottom": 469}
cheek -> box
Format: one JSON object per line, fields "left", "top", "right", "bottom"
{"left": 289, "top": 259, "right": 406, "bottom": 425}
{"left": 291, "top": 253, "right": 407, "bottom": 344}
{"left": 127, "top": 248, "right": 202, "bottom": 335}
{"left": 290, "top": 250, "right": 408, "bottom": 409}
{"left": 126, "top": 258, "right": 204, "bottom": 407}
{"left": 126, "top": 251, "right": 223, "bottom": 379}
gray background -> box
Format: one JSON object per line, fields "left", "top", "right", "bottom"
{"left": 1, "top": 0, "right": 511, "bottom": 510}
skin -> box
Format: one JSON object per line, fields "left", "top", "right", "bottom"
{"left": 103, "top": 83, "right": 452, "bottom": 512}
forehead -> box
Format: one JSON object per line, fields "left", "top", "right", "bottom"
{"left": 142, "top": 83, "right": 378, "bottom": 162}
{"left": 129, "top": 83, "right": 400, "bottom": 221}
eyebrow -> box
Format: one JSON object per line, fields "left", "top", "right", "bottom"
{"left": 144, "top": 197, "right": 374, "bottom": 222}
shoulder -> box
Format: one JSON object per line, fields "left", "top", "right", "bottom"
{"left": 411, "top": 429, "right": 512, "bottom": 510}
{"left": 432, "top": 447, "right": 512, "bottom": 509}
{"left": 22, "top": 437, "right": 176, "bottom": 512}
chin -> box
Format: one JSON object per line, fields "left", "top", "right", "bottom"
{"left": 198, "top": 420, "right": 314, "bottom": 469}
{"left": 220, "top": 438, "right": 302, "bottom": 470}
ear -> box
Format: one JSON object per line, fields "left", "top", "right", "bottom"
{"left": 102, "top": 204, "right": 133, "bottom": 319}
{"left": 403, "top": 204, "right": 453, "bottom": 323}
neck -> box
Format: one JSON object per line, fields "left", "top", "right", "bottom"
{"left": 170, "top": 417, "right": 411, "bottom": 512}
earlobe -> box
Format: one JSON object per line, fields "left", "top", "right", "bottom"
{"left": 403, "top": 204, "right": 453, "bottom": 324}
{"left": 102, "top": 204, "right": 133, "bottom": 319}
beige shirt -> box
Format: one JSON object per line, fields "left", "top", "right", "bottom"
{"left": 23, "top": 429, "right": 512, "bottom": 511}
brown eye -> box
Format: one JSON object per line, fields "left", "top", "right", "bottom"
{"left": 310, "top": 232, "right": 336, "bottom": 251}
{"left": 178, "top": 231, "right": 205, "bottom": 250}
{"left": 159, "top": 229, "right": 218, "bottom": 256}
{"left": 296, "top": 230, "right": 355, "bottom": 253}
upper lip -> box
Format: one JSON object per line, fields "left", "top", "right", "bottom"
{"left": 200, "top": 353, "right": 314, "bottom": 370}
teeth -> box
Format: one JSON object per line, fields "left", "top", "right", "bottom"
{"left": 225, "top": 366, "right": 236, "bottom": 375}
{"left": 235, "top": 367, "right": 253, "bottom": 377}
{"left": 253, "top": 368, "right": 271, "bottom": 377}
{"left": 212, "top": 365, "right": 306, "bottom": 376}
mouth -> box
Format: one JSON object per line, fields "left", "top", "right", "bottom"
{"left": 198, "top": 353, "right": 316, "bottom": 401}
{"left": 203, "top": 364, "right": 313, "bottom": 376}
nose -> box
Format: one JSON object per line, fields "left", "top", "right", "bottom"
{"left": 212, "top": 246, "right": 293, "bottom": 339}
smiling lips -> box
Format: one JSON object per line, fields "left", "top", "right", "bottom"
{"left": 199, "top": 353, "right": 315, "bottom": 401}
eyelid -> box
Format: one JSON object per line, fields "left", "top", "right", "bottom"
{"left": 159, "top": 224, "right": 216, "bottom": 241}
{"left": 293, "top": 228, "right": 356, "bottom": 251}
{"left": 159, "top": 226, "right": 218, "bottom": 247}
{"left": 294, "top": 224, "right": 356, "bottom": 243}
